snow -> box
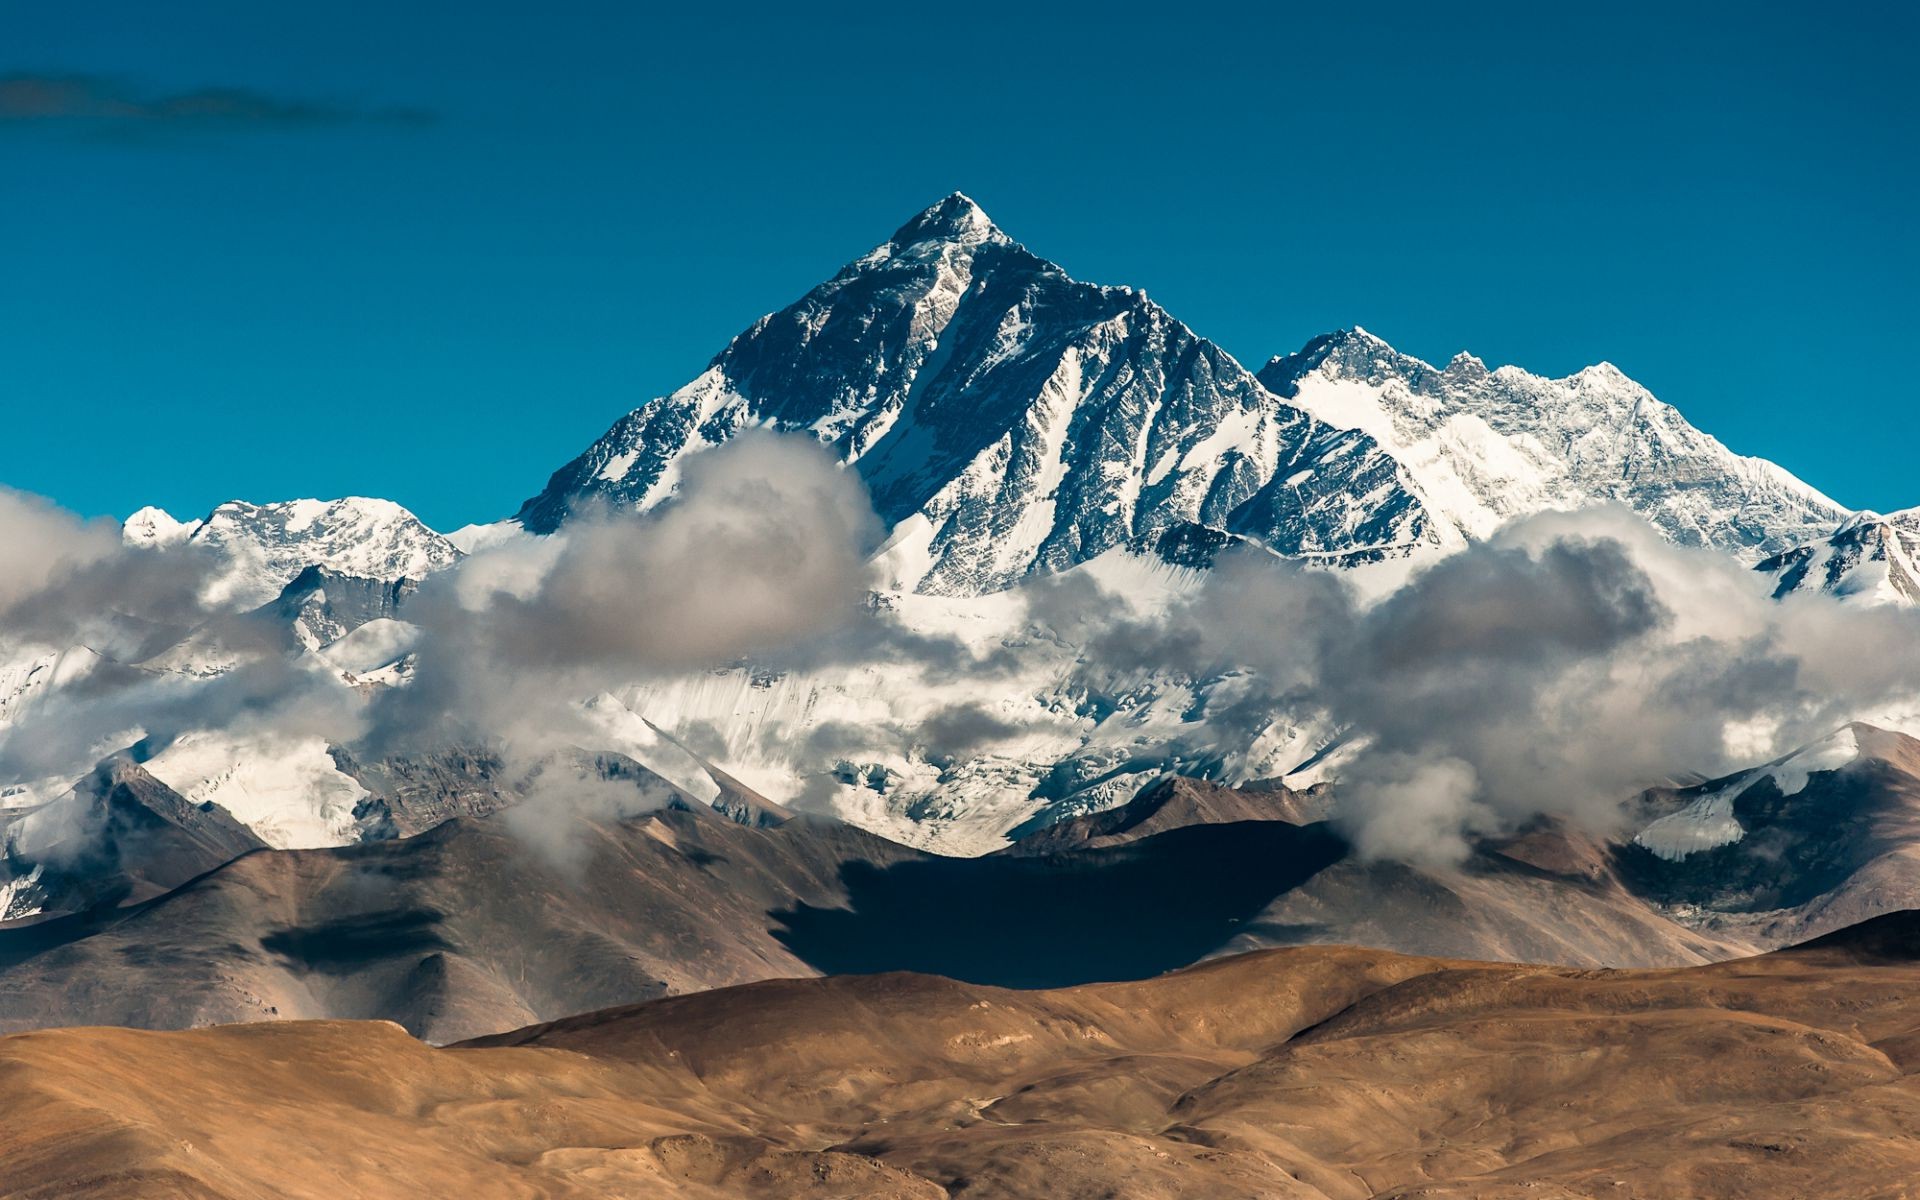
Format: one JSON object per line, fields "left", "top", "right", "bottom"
{"left": 1635, "top": 789, "right": 1746, "bottom": 861}
{"left": 1767, "top": 726, "right": 1861, "bottom": 797}
{"left": 0, "top": 645, "right": 104, "bottom": 729}
{"left": 1264, "top": 331, "right": 1848, "bottom": 561}
{"left": 992, "top": 342, "right": 1087, "bottom": 577}
{"left": 279, "top": 499, "right": 330, "bottom": 534}
{"left": 156, "top": 497, "right": 462, "bottom": 610}
{"left": 599, "top": 547, "right": 1270, "bottom": 855}
{"left": 122, "top": 505, "right": 202, "bottom": 547}
{"left": 577, "top": 694, "right": 722, "bottom": 804}
{"left": 870, "top": 513, "right": 940, "bottom": 594}
{"left": 446, "top": 521, "right": 528, "bottom": 555}
{"left": 145, "top": 731, "right": 367, "bottom": 849}
{"left": 515, "top": 197, "right": 1431, "bottom": 596}
{"left": 596, "top": 448, "right": 641, "bottom": 482}
{"left": 1761, "top": 513, "right": 1920, "bottom": 606}
{"left": 0, "top": 865, "right": 44, "bottom": 922}
{"left": 1175, "top": 407, "right": 1265, "bottom": 477}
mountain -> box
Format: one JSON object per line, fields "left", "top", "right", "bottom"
{"left": 13, "top": 195, "right": 1898, "bottom": 864}
{"left": 258, "top": 566, "right": 415, "bottom": 652}
{"left": 518, "top": 206, "right": 1846, "bottom": 591}
{"left": 0, "top": 759, "right": 264, "bottom": 919}
{"left": 1, "top": 568, "right": 431, "bottom": 851}
{"left": 8, "top": 915, "right": 1920, "bottom": 1199}
{"left": 0, "top": 506, "right": 460, "bottom": 844}
{"left": 62, "top": 198, "right": 1883, "bottom": 857}
{"left": 0, "top": 644, "right": 107, "bottom": 730}
{"left": 1757, "top": 509, "right": 1920, "bottom": 604}
{"left": 0, "top": 797, "right": 918, "bottom": 1042}
{"left": 11, "top": 719, "right": 1911, "bottom": 1035}
{"left": 137, "top": 565, "right": 417, "bottom": 680}
{"left": 1258, "top": 328, "right": 1849, "bottom": 558}
{"left": 2, "top": 504, "right": 449, "bottom": 775}
{"left": 0, "top": 756, "right": 1751, "bottom": 1040}
{"left": 125, "top": 497, "right": 460, "bottom": 609}
{"left": 516, "top": 194, "right": 1433, "bottom": 594}
{"left": 1620, "top": 723, "right": 1920, "bottom": 945}
{"left": 1003, "top": 774, "right": 1331, "bottom": 853}
{"left": 121, "top": 504, "right": 200, "bottom": 547}
{"left": 475, "top": 198, "right": 1875, "bottom": 844}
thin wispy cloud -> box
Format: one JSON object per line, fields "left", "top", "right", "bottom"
{"left": 0, "top": 73, "right": 433, "bottom": 128}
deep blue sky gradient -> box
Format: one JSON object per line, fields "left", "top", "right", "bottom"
{"left": 3, "top": 1, "right": 1915, "bottom": 529}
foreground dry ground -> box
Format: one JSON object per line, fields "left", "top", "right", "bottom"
{"left": 7, "top": 914, "right": 1920, "bottom": 1199}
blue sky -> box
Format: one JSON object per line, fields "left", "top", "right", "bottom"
{"left": 3, "top": 1, "right": 1914, "bottom": 529}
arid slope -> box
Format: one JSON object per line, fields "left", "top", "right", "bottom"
{"left": 7, "top": 915, "right": 1920, "bottom": 1199}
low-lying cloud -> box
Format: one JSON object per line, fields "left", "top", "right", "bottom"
{"left": 365, "top": 431, "right": 884, "bottom": 758}
{"left": 1030, "top": 506, "right": 1920, "bottom": 863}
{"left": 0, "top": 487, "right": 217, "bottom": 653}
{"left": 6, "top": 437, "right": 1920, "bottom": 872}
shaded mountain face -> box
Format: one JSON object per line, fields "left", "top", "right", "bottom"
{"left": 1757, "top": 509, "right": 1920, "bottom": 604}
{"left": 1259, "top": 328, "right": 1848, "bottom": 558}
{"left": 0, "top": 760, "right": 265, "bottom": 918}
{"left": 1001, "top": 774, "right": 1331, "bottom": 853}
{"left": 516, "top": 194, "right": 1432, "bottom": 594}
{"left": 9, "top": 916, "right": 1920, "bottom": 1200}
{"left": 259, "top": 566, "right": 413, "bottom": 651}
{"left": 0, "top": 802, "right": 921, "bottom": 1042}
{"left": 139, "top": 566, "right": 417, "bottom": 679}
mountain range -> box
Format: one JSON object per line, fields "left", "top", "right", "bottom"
{"left": 9, "top": 721, "right": 1920, "bottom": 1043}
{"left": 517, "top": 194, "right": 1849, "bottom": 589}
{"left": 2, "top": 192, "right": 1914, "bottom": 969}
{"left": 0, "top": 193, "right": 1881, "bottom": 860}
{"left": 98, "top": 195, "right": 1858, "bottom": 613}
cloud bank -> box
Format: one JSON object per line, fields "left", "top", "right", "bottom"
{"left": 5, "top": 438, "right": 1920, "bottom": 871}
{"left": 1029, "top": 506, "right": 1920, "bottom": 862}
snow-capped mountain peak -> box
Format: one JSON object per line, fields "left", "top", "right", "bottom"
{"left": 870, "top": 191, "right": 1008, "bottom": 254}
{"left": 515, "top": 197, "right": 1432, "bottom": 593}
{"left": 1259, "top": 329, "right": 1848, "bottom": 557}
{"left": 122, "top": 505, "right": 202, "bottom": 548}
{"left": 123, "top": 496, "right": 461, "bottom": 610}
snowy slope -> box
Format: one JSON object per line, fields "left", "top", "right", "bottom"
{"left": 1757, "top": 509, "right": 1920, "bottom": 605}
{"left": 517, "top": 194, "right": 1434, "bottom": 595}
{"left": 122, "top": 505, "right": 202, "bottom": 548}
{"left": 1259, "top": 329, "right": 1848, "bottom": 558}
{"left": 0, "top": 646, "right": 106, "bottom": 730}
{"left": 144, "top": 730, "right": 368, "bottom": 850}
